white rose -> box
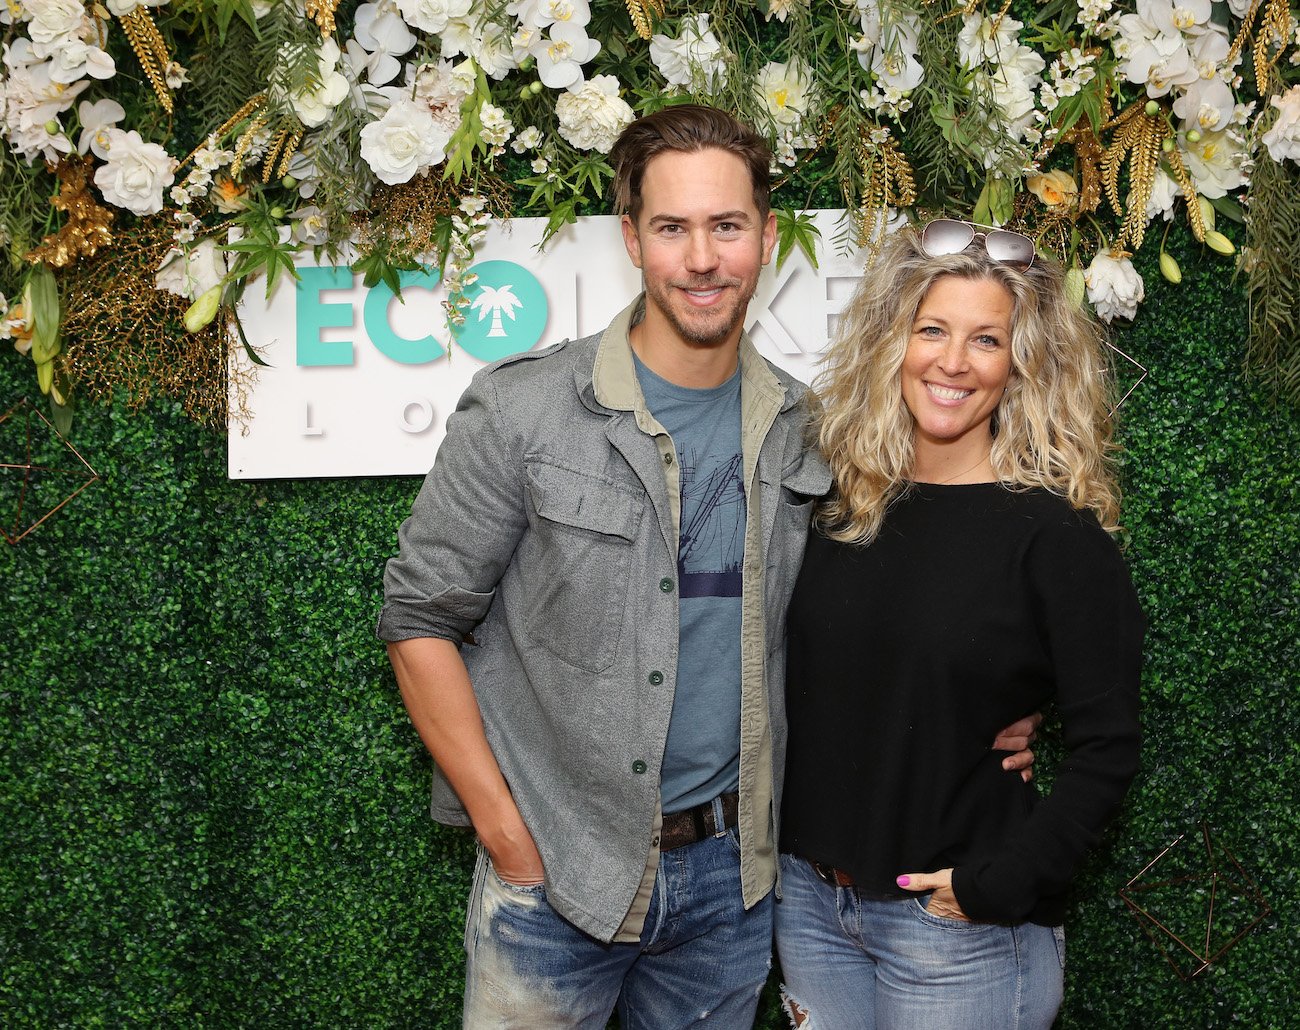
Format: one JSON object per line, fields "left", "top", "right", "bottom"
{"left": 555, "top": 74, "right": 634, "bottom": 153}
{"left": 1261, "top": 85, "right": 1300, "bottom": 165}
{"left": 155, "top": 238, "right": 228, "bottom": 301}
{"left": 359, "top": 99, "right": 450, "bottom": 184}
{"left": 292, "top": 39, "right": 350, "bottom": 128}
{"left": 94, "top": 129, "right": 176, "bottom": 215}
{"left": 395, "top": 0, "right": 470, "bottom": 34}
{"left": 650, "top": 13, "right": 728, "bottom": 92}
{"left": 1084, "top": 251, "right": 1145, "bottom": 322}
{"left": 25, "top": 0, "right": 84, "bottom": 45}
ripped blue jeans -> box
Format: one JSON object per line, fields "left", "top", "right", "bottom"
{"left": 462, "top": 823, "right": 772, "bottom": 1029}
{"left": 774, "top": 852, "right": 1065, "bottom": 1030}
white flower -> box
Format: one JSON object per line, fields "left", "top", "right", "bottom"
{"left": 512, "top": 124, "right": 543, "bottom": 152}
{"left": 289, "top": 205, "right": 330, "bottom": 245}
{"left": 856, "top": 1, "right": 925, "bottom": 92}
{"left": 479, "top": 101, "right": 513, "bottom": 146}
{"left": 471, "top": 19, "right": 518, "bottom": 79}
{"left": 411, "top": 58, "right": 471, "bottom": 136}
{"left": 25, "top": 0, "right": 84, "bottom": 45}
{"left": 554, "top": 74, "right": 634, "bottom": 152}
{"left": 755, "top": 59, "right": 813, "bottom": 129}
{"left": 291, "top": 39, "right": 350, "bottom": 128}
{"left": 350, "top": 0, "right": 416, "bottom": 85}
{"left": 765, "top": 0, "right": 807, "bottom": 22}
{"left": 359, "top": 98, "right": 451, "bottom": 184}
{"left": 1085, "top": 251, "right": 1145, "bottom": 322}
{"left": 534, "top": 21, "right": 601, "bottom": 90}
{"left": 650, "top": 13, "right": 729, "bottom": 93}
{"left": 395, "top": 0, "right": 471, "bottom": 35}
{"left": 1144, "top": 168, "right": 1180, "bottom": 220}
{"left": 1260, "top": 85, "right": 1300, "bottom": 164}
{"left": 93, "top": 129, "right": 176, "bottom": 215}
{"left": 165, "top": 61, "right": 190, "bottom": 89}
{"left": 77, "top": 98, "right": 125, "bottom": 159}
{"left": 1181, "top": 128, "right": 1247, "bottom": 197}
{"left": 156, "top": 238, "right": 228, "bottom": 301}
{"left": 957, "top": 11, "right": 1025, "bottom": 67}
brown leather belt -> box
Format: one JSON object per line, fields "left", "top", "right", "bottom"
{"left": 660, "top": 792, "right": 740, "bottom": 851}
{"left": 810, "top": 859, "right": 857, "bottom": 888}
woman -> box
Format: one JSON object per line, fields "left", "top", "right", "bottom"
{"left": 775, "top": 221, "right": 1144, "bottom": 1029}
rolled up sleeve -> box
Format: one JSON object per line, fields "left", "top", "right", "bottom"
{"left": 377, "top": 372, "right": 527, "bottom": 644}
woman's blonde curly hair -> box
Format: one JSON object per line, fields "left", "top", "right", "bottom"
{"left": 814, "top": 225, "right": 1122, "bottom": 544}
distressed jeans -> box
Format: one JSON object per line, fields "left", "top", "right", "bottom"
{"left": 774, "top": 852, "right": 1065, "bottom": 1030}
{"left": 462, "top": 820, "right": 773, "bottom": 1029}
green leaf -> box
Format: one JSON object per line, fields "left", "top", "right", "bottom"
{"left": 27, "top": 265, "right": 62, "bottom": 364}
{"left": 774, "top": 209, "right": 821, "bottom": 271}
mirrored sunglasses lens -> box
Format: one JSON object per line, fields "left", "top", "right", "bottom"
{"left": 986, "top": 231, "right": 1034, "bottom": 268}
{"left": 922, "top": 220, "right": 975, "bottom": 257}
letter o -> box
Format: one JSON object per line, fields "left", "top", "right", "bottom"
{"left": 399, "top": 399, "right": 435, "bottom": 434}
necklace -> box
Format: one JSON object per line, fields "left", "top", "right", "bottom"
{"left": 919, "top": 452, "right": 993, "bottom": 485}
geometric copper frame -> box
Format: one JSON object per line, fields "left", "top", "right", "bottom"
{"left": 1119, "top": 822, "right": 1272, "bottom": 981}
{"left": 0, "top": 397, "right": 99, "bottom": 545}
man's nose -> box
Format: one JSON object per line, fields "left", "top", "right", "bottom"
{"left": 684, "top": 230, "right": 720, "bottom": 273}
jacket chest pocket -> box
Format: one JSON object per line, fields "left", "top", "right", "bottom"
{"left": 521, "top": 463, "right": 646, "bottom": 673}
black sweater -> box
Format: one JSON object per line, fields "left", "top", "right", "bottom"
{"left": 780, "top": 483, "right": 1144, "bottom": 926}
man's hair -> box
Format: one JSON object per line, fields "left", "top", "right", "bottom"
{"left": 813, "top": 227, "right": 1123, "bottom": 544}
{"left": 609, "top": 105, "right": 772, "bottom": 222}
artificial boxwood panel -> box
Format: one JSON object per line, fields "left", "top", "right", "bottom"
{"left": 2, "top": 239, "right": 1296, "bottom": 1026}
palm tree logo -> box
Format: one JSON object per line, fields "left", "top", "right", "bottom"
{"left": 470, "top": 283, "right": 524, "bottom": 338}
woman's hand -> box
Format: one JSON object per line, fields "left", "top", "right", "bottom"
{"left": 896, "top": 868, "right": 970, "bottom": 922}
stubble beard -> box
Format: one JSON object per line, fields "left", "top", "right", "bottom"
{"left": 644, "top": 275, "right": 756, "bottom": 349}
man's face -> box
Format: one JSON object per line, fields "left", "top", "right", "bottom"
{"left": 621, "top": 148, "right": 776, "bottom": 354}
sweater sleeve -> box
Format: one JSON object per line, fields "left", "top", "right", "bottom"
{"left": 951, "top": 511, "right": 1144, "bottom": 923}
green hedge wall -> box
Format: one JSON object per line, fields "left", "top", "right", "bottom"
{"left": 2, "top": 228, "right": 1297, "bottom": 1027}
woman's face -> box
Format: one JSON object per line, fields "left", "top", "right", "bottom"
{"left": 900, "top": 275, "right": 1015, "bottom": 454}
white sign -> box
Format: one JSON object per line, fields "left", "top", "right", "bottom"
{"left": 228, "top": 212, "right": 867, "bottom": 479}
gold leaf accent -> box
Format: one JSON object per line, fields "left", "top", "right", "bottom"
{"left": 178, "top": 95, "right": 267, "bottom": 173}
{"left": 118, "top": 9, "right": 173, "bottom": 114}
{"left": 25, "top": 157, "right": 116, "bottom": 270}
{"left": 305, "top": 0, "right": 340, "bottom": 38}
{"left": 625, "top": 0, "right": 665, "bottom": 41}
{"left": 1101, "top": 102, "right": 1168, "bottom": 252}
{"left": 855, "top": 128, "right": 916, "bottom": 253}
{"left": 230, "top": 114, "right": 268, "bottom": 179}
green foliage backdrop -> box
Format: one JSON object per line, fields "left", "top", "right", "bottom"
{"left": 2, "top": 241, "right": 1297, "bottom": 1026}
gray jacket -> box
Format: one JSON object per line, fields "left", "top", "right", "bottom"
{"left": 377, "top": 298, "right": 831, "bottom": 942}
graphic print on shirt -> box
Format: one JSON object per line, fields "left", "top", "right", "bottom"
{"left": 677, "top": 446, "right": 745, "bottom": 599}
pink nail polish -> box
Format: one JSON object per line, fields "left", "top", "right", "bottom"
{"left": 896, "top": 875, "right": 910, "bottom": 887}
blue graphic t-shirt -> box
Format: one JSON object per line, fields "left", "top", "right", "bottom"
{"left": 634, "top": 353, "right": 744, "bottom": 813}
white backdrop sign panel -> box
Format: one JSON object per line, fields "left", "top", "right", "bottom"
{"left": 228, "top": 211, "right": 866, "bottom": 479}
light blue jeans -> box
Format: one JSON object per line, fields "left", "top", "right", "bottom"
{"left": 462, "top": 820, "right": 772, "bottom": 1029}
{"left": 774, "top": 853, "right": 1064, "bottom": 1030}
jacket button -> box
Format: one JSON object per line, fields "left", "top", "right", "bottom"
{"left": 632, "top": 760, "right": 647, "bottom": 774}
{"left": 663, "top": 452, "right": 673, "bottom": 466}
{"left": 648, "top": 670, "right": 664, "bottom": 685}
{"left": 659, "top": 578, "right": 673, "bottom": 593}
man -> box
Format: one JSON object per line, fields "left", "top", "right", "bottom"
{"left": 377, "top": 106, "right": 1035, "bottom": 1028}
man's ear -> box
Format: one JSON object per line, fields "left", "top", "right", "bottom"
{"left": 760, "top": 211, "right": 777, "bottom": 266}
{"left": 621, "top": 215, "right": 643, "bottom": 269}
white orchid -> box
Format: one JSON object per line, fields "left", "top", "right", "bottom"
{"left": 533, "top": 21, "right": 601, "bottom": 90}
{"left": 1181, "top": 128, "right": 1248, "bottom": 197}
{"left": 650, "top": 14, "right": 729, "bottom": 93}
{"left": 1260, "top": 85, "right": 1300, "bottom": 164}
{"left": 291, "top": 39, "right": 351, "bottom": 128}
{"left": 155, "top": 238, "right": 228, "bottom": 301}
{"left": 348, "top": 0, "right": 416, "bottom": 86}
{"left": 76, "top": 98, "right": 125, "bottom": 159}
{"left": 755, "top": 59, "right": 814, "bottom": 130}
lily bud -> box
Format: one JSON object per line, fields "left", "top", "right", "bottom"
{"left": 1197, "top": 196, "right": 1216, "bottom": 232}
{"left": 269, "top": 206, "right": 285, "bottom": 219}
{"left": 1144, "top": 100, "right": 1160, "bottom": 117}
{"left": 281, "top": 175, "right": 298, "bottom": 190}
{"left": 1205, "top": 230, "right": 1235, "bottom": 256}
{"left": 1161, "top": 138, "right": 1174, "bottom": 153}
{"left": 36, "top": 359, "right": 53, "bottom": 394}
{"left": 528, "top": 81, "right": 543, "bottom": 96}
{"left": 45, "top": 120, "right": 59, "bottom": 135}
{"left": 1064, "top": 267, "right": 1087, "bottom": 308}
{"left": 1159, "top": 250, "right": 1182, "bottom": 284}
{"left": 1186, "top": 129, "right": 1202, "bottom": 144}
{"left": 183, "top": 284, "right": 223, "bottom": 333}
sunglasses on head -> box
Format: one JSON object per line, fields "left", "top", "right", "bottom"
{"left": 920, "top": 218, "right": 1035, "bottom": 271}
